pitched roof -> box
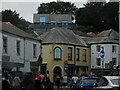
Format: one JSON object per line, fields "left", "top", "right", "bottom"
{"left": 73, "top": 30, "right": 89, "bottom": 37}
{"left": 38, "top": 27, "right": 87, "bottom": 46}
{"left": 0, "top": 21, "right": 40, "bottom": 40}
{"left": 86, "top": 32, "right": 96, "bottom": 37}
{"left": 83, "top": 29, "right": 119, "bottom": 44}
{"left": 96, "top": 29, "right": 118, "bottom": 40}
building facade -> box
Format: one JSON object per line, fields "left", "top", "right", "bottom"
{"left": 1, "top": 22, "right": 41, "bottom": 73}
{"left": 84, "top": 29, "right": 119, "bottom": 75}
{"left": 0, "top": 25, "right": 2, "bottom": 71}
{"left": 39, "top": 27, "right": 90, "bottom": 82}
{"left": 28, "top": 14, "right": 75, "bottom": 33}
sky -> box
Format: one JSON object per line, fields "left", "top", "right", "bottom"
{"left": 1, "top": 0, "right": 88, "bottom": 23}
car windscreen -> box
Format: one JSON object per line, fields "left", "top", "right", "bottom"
{"left": 110, "top": 79, "right": 120, "bottom": 85}
{"left": 83, "top": 78, "right": 98, "bottom": 84}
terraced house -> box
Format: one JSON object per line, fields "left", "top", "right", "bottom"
{"left": 38, "top": 27, "right": 90, "bottom": 82}
{"left": 83, "top": 29, "right": 119, "bottom": 76}
{"left": 1, "top": 22, "right": 42, "bottom": 73}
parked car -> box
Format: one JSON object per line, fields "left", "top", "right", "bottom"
{"left": 93, "top": 76, "right": 120, "bottom": 90}
{"left": 73, "top": 77, "right": 100, "bottom": 90}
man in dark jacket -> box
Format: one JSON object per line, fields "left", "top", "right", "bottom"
{"left": 2, "top": 75, "right": 10, "bottom": 90}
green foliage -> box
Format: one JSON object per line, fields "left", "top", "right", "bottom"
{"left": 1, "top": 9, "right": 31, "bottom": 30}
{"left": 37, "top": 2, "right": 78, "bottom": 14}
{"left": 75, "top": 2, "right": 119, "bottom": 32}
{"left": 75, "top": 25, "right": 94, "bottom": 33}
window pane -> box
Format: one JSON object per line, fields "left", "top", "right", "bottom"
{"left": 68, "top": 47, "right": 72, "bottom": 60}
{"left": 62, "top": 20, "right": 68, "bottom": 25}
{"left": 51, "top": 20, "right": 56, "bottom": 25}
{"left": 83, "top": 49, "right": 86, "bottom": 62}
{"left": 76, "top": 48, "right": 79, "bottom": 61}
{"left": 112, "top": 58, "right": 116, "bottom": 65}
{"left": 55, "top": 48, "right": 60, "bottom": 58}
{"left": 96, "top": 58, "right": 101, "bottom": 66}
{"left": 33, "top": 44, "right": 36, "bottom": 57}
{"left": 54, "top": 47, "right": 62, "bottom": 60}
{"left": 112, "top": 46, "right": 116, "bottom": 52}
{"left": 40, "top": 17, "right": 46, "bottom": 22}
{"left": 96, "top": 45, "right": 100, "bottom": 52}
{"left": 3, "top": 37, "right": 7, "bottom": 53}
{"left": 17, "top": 40, "right": 20, "bottom": 55}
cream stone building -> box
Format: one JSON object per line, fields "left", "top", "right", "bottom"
{"left": 38, "top": 27, "right": 90, "bottom": 82}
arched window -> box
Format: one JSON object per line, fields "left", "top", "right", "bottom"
{"left": 54, "top": 47, "right": 62, "bottom": 60}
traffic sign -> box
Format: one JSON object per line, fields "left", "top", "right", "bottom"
{"left": 100, "top": 49, "right": 105, "bottom": 58}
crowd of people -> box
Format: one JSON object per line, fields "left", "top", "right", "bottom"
{"left": 2, "top": 70, "right": 80, "bottom": 90}
{"left": 2, "top": 69, "right": 118, "bottom": 90}
{"left": 2, "top": 70, "right": 53, "bottom": 90}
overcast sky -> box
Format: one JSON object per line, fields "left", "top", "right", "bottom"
{"left": 1, "top": 0, "right": 88, "bottom": 23}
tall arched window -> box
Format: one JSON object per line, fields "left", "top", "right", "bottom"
{"left": 54, "top": 47, "right": 62, "bottom": 60}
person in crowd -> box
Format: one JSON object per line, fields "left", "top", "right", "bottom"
{"left": 34, "top": 72, "right": 43, "bottom": 90}
{"left": 42, "top": 75, "right": 52, "bottom": 90}
{"left": 13, "top": 74, "right": 21, "bottom": 90}
{"left": 21, "top": 72, "right": 33, "bottom": 90}
{"left": 63, "top": 75, "right": 68, "bottom": 89}
{"left": 2, "top": 75, "right": 11, "bottom": 90}
{"left": 55, "top": 75, "right": 60, "bottom": 90}
{"left": 72, "top": 75, "right": 78, "bottom": 84}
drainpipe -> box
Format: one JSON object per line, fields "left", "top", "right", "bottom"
{"left": 74, "top": 46, "right": 76, "bottom": 75}
{"left": 39, "top": 40, "right": 42, "bottom": 74}
{"left": 118, "top": 0, "right": 120, "bottom": 75}
{"left": 24, "top": 38, "right": 26, "bottom": 72}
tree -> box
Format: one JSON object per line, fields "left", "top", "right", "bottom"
{"left": 37, "top": 2, "right": 78, "bottom": 14}
{"left": 75, "top": 2, "right": 119, "bottom": 33}
{"left": 102, "top": 2, "right": 119, "bottom": 32}
{"left": 2, "top": 9, "right": 30, "bottom": 30}
{"left": 2, "top": 10, "right": 20, "bottom": 26}
{"left": 75, "top": 25, "right": 94, "bottom": 33}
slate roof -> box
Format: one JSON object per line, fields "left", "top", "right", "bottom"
{"left": 0, "top": 21, "right": 40, "bottom": 40}
{"left": 83, "top": 29, "right": 119, "bottom": 44}
{"left": 73, "top": 30, "right": 89, "bottom": 37}
{"left": 86, "top": 32, "right": 96, "bottom": 37}
{"left": 38, "top": 27, "right": 87, "bottom": 46}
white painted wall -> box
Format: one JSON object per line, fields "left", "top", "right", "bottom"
{"left": 24, "top": 39, "right": 41, "bottom": 72}
{"left": 2, "top": 32, "right": 41, "bottom": 72}
{"left": 91, "top": 44, "right": 118, "bottom": 68}
{"left": 3, "top": 33, "right": 24, "bottom": 64}
{"left": 0, "top": 30, "right": 2, "bottom": 70}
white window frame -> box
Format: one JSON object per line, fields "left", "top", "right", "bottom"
{"left": 68, "top": 47, "right": 72, "bottom": 60}
{"left": 51, "top": 20, "right": 57, "bottom": 25}
{"left": 16, "top": 40, "right": 20, "bottom": 55}
{"left": 76, "top": 48, "right": 79, "bottom": 61}
{"left": 112, "top": 45, "right": 116, "bottom": 53}
{"left": 61, "top": 20, "right": 68, "bottom": 25}
{"left": 96, "top": 58, "right": 101, "bottom": 66}
{"left": 54, "top": 47, "right": 62, "bottom": 60}
{"left": 33, "top": 44, "right": 37, "bottom": 58}
{"left": 82, "top": 49, "right": 86, "bottom": 62}
{"left": 3, "top": 36, "right": 8, "bottom": 54}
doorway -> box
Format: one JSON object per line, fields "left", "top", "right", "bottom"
{"left": 53, "top": 66, "right": 62, "bottom": 82}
